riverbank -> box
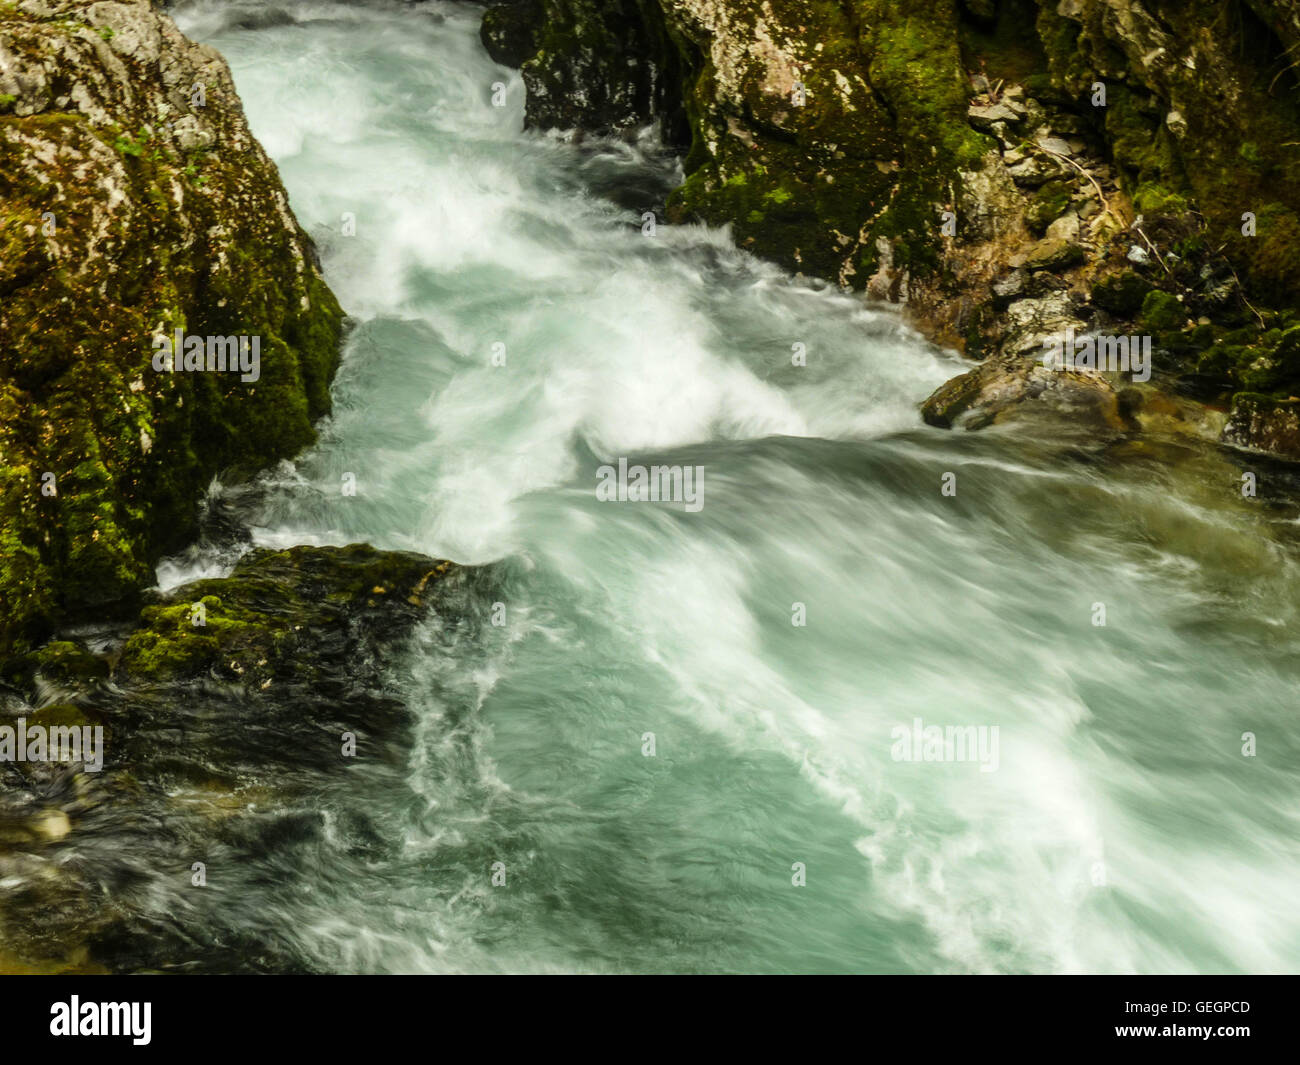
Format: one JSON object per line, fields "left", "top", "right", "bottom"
{"left": 482, "top": 0, "right": 1300, "bottom": 459}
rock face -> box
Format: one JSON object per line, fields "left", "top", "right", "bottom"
{"left": 483, "top": 0, "right": 1300, "bottom": 303}
{"left": 482, "top": 0, "right": 1300, "bottom": 453}
{"left": 0, "top": 0, "right": 345, "bottom": 655}
{"left": 481, "top": 0, "right": 692, "bottom": 138}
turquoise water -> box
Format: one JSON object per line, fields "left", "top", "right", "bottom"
{"left": 163, "top": 0, "right": 1300, "bottom": 973}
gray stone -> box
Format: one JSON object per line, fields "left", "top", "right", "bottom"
{"left": 968, "top": 101, "right": 1023, "bottom": 130}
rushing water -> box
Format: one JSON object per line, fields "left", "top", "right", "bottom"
{"left": 48, "top": 0, "right": 1299, "bottom": 973}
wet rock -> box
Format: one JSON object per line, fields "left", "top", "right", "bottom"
{"left": 478, "top": 0, "right": 1300, "bottom": 424}
{"left": 0, "top": 542, "right": 476, "bottom": 972}
{"left": 1222, "top": 395, "right": 1300, "bottom": 459}
{"left": 1003, "top": 292, "right": 1087, "bottom": 354}
{"left": 118, "top": 544, "right": 456, "bottom": 687}
{"left": 0, "top": 640, "right": 110, "bottom": 690}
{"left": 1127, "top": 384, "right": 1229, "bottom": 443}
{"left": 32, "top": 809, "right": 71, "bottom": 841}
{"left": 921, "top": 353, "right": 1125, "bottom": 432}
{"left": 479, "top": 0, "right": 543, "bottom": 70}
{"left": 481, "top": 0, "right": 685, "bottom": 136}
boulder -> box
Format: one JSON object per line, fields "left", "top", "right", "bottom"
{"left": 0, "top": 0, "right": 345, "bottom": 655}
{"left": 1222, "top": 394, "right": 1300, "bottom": 459}
{"left": 921, "top": 353, "right": 1125, "bottom": 433}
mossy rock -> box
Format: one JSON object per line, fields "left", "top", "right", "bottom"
{"left": 483, "top": 0, "right": 1300, "bottom": 344}
{"left": 1131, "top": 183, "right": 1190, "bottom": 216}
{"left": 1223, "top": 392, "right": 1300, "bottom": 458}
{"left": 0, "top": 1, "right": 345, "bottom": 658}
{"left": 1092, "top": 271, "right": 1152, "bottom": 318}
{"left": 118, "top": 544, "right": 455, "bottom": 685}
{"left": 1026, "top": 179, "right": 1072, "bottom": 234}
{"left": 1236, "top": 326, "right": 1300, "bottom": 395}
{"left": 1022, "top": 237, "right": 1084, "bottom": 271}
{"left": 27, "top": 701, "right": 108, "bottom": 738}
{"left": 0, "top": 639, "right": 110, "bottom": 689}
{"left": 1140, "top": 290, "right": 1187, "bottom": 333}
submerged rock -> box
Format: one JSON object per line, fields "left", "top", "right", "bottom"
{"left": 0, "top": 0, "right": 345, "bottom": 656}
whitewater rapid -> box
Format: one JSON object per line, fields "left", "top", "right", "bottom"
{"left": 158, "top": 0, "right": 1300, "bottom": 974}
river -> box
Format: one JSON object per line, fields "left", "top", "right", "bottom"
{"left": 50, "top": 0, "right": 1299, "bottom": 973}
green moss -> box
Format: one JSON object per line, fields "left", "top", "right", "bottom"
{"left": 112, "top": 128, "right": 148, "bottom": 157}
{"left": 957, "top": 0, "right": 1049, "bottom": 84}
{"left": 1026, "top": 179, "right": 1072, "bottom": 233}
{"left": 1037, "top": 0, "right": 1300, "bottom": 313}
{"left": 1231, "top": 326, "right": 1300, "bottom": 394}
{"left": 119, "top": 595, "right": 258, "bottom": 679}
{"left": 664, "top": 0, "right": 996, "bottom": 285}
{"left": 0, "top": 639, "right": 107, "bottom": 689}
{"left": 862, "top": 2, "right": 993, "bottom": 171}
{"left": 1092, "top": 271, "right": 1152, "bottom": 317}
{"left": 1132, "top": 182, "right": 1189, "bottom": 216}
{"left": 117, "top": 545, "right": 451, "bottom": 683}
{"left": 0, "top": 17, "right": 345, "bottom": 661}
{"left": 1140, "top": 290, "right": 1186, "bottom": 332}
{"left": 28, "top": 701, "right": 106, "bottom": 736}
{"left": 1236, "top": 203, "right": 1300, "bottom": 307}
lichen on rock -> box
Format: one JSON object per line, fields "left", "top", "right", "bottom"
{"left": 0, "top": 0, "right": 345, "bottom": 656}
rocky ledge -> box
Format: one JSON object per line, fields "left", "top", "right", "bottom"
{"left": 0, "top": 0, "right": 345, "bottom": 657}
{"left": 482, "top": 0, "right": 1300, "bottom": 458}
{"left": 0, "top": 543, "right": 463, "bottom": 972}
